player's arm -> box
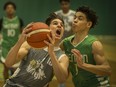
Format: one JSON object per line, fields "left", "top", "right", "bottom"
{"left": 5, "top": 41, "right": 30, "bottom": 67}
{"left": 5, "top": 23, "right": 33, "bottom": 68}
{"left": 91, "top": 41, "right": 111, "bottom": 75}
{"left": 72, "top": 41, "right": 111, "bottom": 76}
{"left": 44, "top": 33, "right": 69, "bottom": 83}
{"left": 49, "top": 52, "right": 69, "bottom": 83}
{"left": 17, "top": 41, "right": 30, "bottom": 62}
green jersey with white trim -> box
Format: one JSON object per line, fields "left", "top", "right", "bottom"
{"left": 1, "top": 16, "right": 21, "bottom": 59}
{"left": 63, "top": 35, "right": 110, "bottom": 87}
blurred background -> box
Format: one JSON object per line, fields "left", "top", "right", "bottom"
{"left": 0, "top": 0, "right": 116, "bottom": 87}
{"left": 0, "top": 0, "right": 115, "bottom": 35}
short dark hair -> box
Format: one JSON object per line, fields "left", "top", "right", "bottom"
{"left": 3, "top": 1, "right": 16, "bottom": 10}
{"left": 76, "top": 6, "right": 98, "bottom": 28}
{"left": 45, "top": 13, "right": 64, "bottom": 26}
{"left": 59, "top": 0, "right": 70, "bottom": 3}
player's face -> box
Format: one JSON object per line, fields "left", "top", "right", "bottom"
{"left": 61, "top": 1, "right": 70, "bottom": 12}
{"left": 5, "top": 4, "right": 15, "bottom": 15}
{"left": 49, "top": 19, "right": 64, "bottom": 40}
{"left": 72, "top": 12, "right": 90, "bottom": 33}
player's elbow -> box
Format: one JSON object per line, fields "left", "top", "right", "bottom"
{"left": 5, "top": 61, "right": 12, "bottom": 68}
{"left": 5, "top": 58, "right": 16, "bottom": 68}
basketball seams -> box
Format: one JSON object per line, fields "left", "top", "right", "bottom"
{"left": 27, "top": 29, "right": 50, "bottom": 37}
{"left": 27, "top": 37, "right": 49, "bottom": 43}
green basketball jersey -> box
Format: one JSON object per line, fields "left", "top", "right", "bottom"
{"left": 63, "top": 35, "right": 110, "bottom": 87}
{"left": 1, "top": 16, "right": 21, "bottom": 58}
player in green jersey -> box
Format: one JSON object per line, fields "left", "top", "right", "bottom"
{"left": 60, "top": 6, "right": 111, "bottom": 87}
{"left": 0, "top": 1, "right": 23, "bottom": 82}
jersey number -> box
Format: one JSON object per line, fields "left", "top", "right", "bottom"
{"left": 7, "top": 29, "right": 16, "bottom": 37}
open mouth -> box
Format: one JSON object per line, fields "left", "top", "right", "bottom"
{"left": 55, "top": 29, "right": 62, "bottom": 39}
{"left": 56, "top": 29, "right": 61, "bottom": 35}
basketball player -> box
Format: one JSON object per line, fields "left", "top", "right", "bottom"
{"left": 3, "top": 13, "right": 69, "bottom": 87}
{"left": 60, "top": 6, "right": 111, "bottom": 87}
{"left": 55, "top": 0, "right": 75, "bottom": 39}
{"left": 0, "top": 1, "right": 23, "bottom": 82}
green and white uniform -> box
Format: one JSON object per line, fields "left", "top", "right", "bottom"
{"left": 0, "top": 16, "right": 23, "bottom": 63}
{"left": 63, "top": 35, "right": 110, "bottom": 87}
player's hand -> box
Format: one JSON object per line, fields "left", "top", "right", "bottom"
{"left": 44, "top": 31, "right": 55, "bottom": 53}
{"left": 19, "top": 22, "right": 33, "bottom": 44}
{"left": 71, "top": 49, "right": 86, "bottom": 68}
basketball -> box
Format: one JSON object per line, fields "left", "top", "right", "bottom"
{"left": 26, "top": 22, "right": 51, "bottom": 48}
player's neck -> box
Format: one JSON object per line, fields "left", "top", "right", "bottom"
{"left": 54, "top": 40, "right": 60, "bottom": 47}
{"left": 73, "top": 31, "right": 88, "bottom": 45}
{"left": 6, "top": 14, "right": 15, "bottom": 19}
{"left": 63, "top": 9, "right": 69, "bottom": 14}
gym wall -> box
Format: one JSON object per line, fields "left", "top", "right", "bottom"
{"left": 0, "top": 0, "right": 115, "bottom": 35}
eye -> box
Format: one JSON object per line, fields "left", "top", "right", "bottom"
{"left": 78, "top": 16, "right": 84, "bottom": 20}
{"left": 60, "top": 23, "right": 64, "bottom": 27}
{"left": 52, "top": 22, "right": 58, "bottom": 25}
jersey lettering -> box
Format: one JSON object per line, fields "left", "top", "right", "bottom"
{"left": 82, "top": 54, "right": 88, "bottom": 63}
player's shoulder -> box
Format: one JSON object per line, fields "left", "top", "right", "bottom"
{"left": 60, "top": 35, "right": 74, "bottom": 50}
{"left": 69, "top": 9, "right": 76, "bottom": 13}
{"left": 68, "top": 10, "right": 76, "bottom": 16}
{"left": 92, "top": 40, "right": 103, "bottom": 51}
{"left": 69, "top": 9, "right": 76, "bottom": 15}
{"left": 55, "top": 10, "right": 62, "bottom": 14}
{"left": 87, "top": 35, "right": 98, "bottom": 42}
{"left": 63, "top": 35, "right": 74, "bottom": 43}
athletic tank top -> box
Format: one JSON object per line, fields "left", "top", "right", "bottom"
{"left": 1, "top": 16, "right": 21, "bottom": 58}
{"left": 63, "top": 35, "right": 110, "bottom": 87}
{"left": 5, "top": 48, "right": 63, "bottom": 87}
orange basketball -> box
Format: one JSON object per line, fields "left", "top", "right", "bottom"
{"left": 26, "top": 22, "right": 51, "bottom": 48}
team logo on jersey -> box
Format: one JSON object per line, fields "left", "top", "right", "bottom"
{"left": 68, "top": 53, "right": 88, "bottom": 76}
{"left": 68, "top": 53, "right": 88, "bottom": 63}
{"left": 26, "top": 59, "right": 46, "bottom": 80}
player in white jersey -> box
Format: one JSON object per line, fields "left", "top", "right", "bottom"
{"left": 55, "top": 0, "right": 75, "bottom": 40}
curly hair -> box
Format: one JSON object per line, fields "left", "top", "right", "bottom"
{"left": 3, "top": 1, "right": 16, "bottom": 10}
{"left": 45, "top": 13, "right": 64, "bottom": 26}
{"left": 76, "top": 6, "right": 98, "bottom": 28}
